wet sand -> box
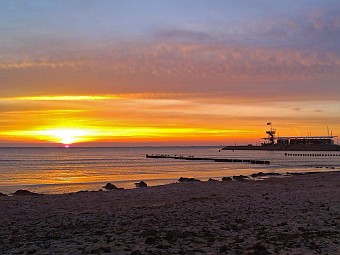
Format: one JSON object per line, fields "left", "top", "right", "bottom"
{"left": 1, "top": 172, "right": 339, "bottom": 254}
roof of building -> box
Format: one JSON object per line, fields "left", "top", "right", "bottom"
{"left": 262, "top": 136, "right": 337, "bottom": 140}
{"left": 277, "top": 136, "right": 337, "bottom": 139}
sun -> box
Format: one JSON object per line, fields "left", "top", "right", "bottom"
{"left": 38, "top": 128, "right": 92, "bottom": 145}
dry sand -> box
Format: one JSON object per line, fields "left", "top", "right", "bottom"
{"left": 0, "top": 172, "right": 339, "bottom": 255}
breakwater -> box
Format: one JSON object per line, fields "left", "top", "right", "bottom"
{"left": 146, "top": 154, "right": 270, "bottom": 165}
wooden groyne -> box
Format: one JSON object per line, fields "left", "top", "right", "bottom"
{"left": 146, "top": 154, "right": 270, "bottom": 165}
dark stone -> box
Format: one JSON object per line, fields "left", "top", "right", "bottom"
{"left": 131, "top": 250, "right": 143, "bottom": 255}
{"left": 141, "top": 229, "right": 158, "bottom": 237}
{"left": 287, "top": 172, "right": 304, "bottom": 175}
{"left": 103, "top": 183, "right": 118, "bottom": 190}
{"left": 208, "top": 178, "right": 218, "bottom": 182}
{"left": 145, "top": 236, "right": 157, "bottom": 245}
{"left": 13, "top": 190, "right": 41, "bottom": 196}
{"left": 89, "top": 246, "right": 112, "bottom": 253}
{"left": 0, "top": 192, "right": 7, "bottom": 196}
{"left": 76, "top": 190, "right": 89, "bottom": 193}
{"left": 27, "top": 248, "right": 38, "bottom": 254}
{"left": 164, "top": 230, "right": 179, "bottom": 242}
{"left": 222, "top": 177, "right": 232, "bottom": 182}
{"left": 219, "top": 245, "right": 229, "bottom": 253}
{"left": 156, "top": 244, "right": 171, "bottom": 249}
{"left": 178, "top": 177, "right": 200, "bottom": 183}
{"left": 266, "top": 172, "right": 281, "bottom": 176}
{"left": 248, "top": 241, "right": 272, "bottom": 255}
{"left": 251, "top": 172, "right": 266, "bottom": 178}
{"left": 135, "top": 181, "right": 147, "bottom": 188}
{"left": 233, "top": 175, "right": 249, "bottom": 181}
{"left": 252, "top": 172, "right": 281, "bottom": 177}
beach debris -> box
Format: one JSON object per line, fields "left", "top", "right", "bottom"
{"left": 222, "top": 177, "right": 232, "bottom": 182}
{"left": 0, "top": 192, "right": 7, "bottom": 196}
{"left": 233, "top": 175, "right": 249, "bottom": 181}
{"left": 251, "top": 172, "right": 281, "bottom": 178}
{"left": 178, "top": 177, "right": 201, "bottom": 183}
{"left": 135, "top": 181, "right": 147, "bottom": 188}
{"left": 12, "top": 190, "right": 41, "bottom": 196}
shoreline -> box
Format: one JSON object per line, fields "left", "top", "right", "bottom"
{"left": 1, "top": 171, "right": 339, "bottom": 254}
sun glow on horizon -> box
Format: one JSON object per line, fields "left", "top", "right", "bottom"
{"left": 38, "top": 129, "right": 93, "bottom": 145}
{"left": 0, "top": 128, "right": 97, "bottom": 145}
{"left": 0, "top": 93, "right": 338, "bottom": 146}
{"left": 0, "top": 125, "right": 257, "bottom": 145}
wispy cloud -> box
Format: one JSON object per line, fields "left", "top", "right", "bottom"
{"left": 2, "top": 95, "right": 119, "bottom": 101}
{"left": 250, "top": 8, "right": 340, "bottom": 51}
{"left": 2, "top": 42, "right": 337, "bottom": 79}
{"left": 155, "top": 29, "right": 211, "bottom": 42}
{"left": 0, "top": 60, "right": 81, "bottom": 70}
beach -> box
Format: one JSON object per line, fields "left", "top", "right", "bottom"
{"left": 1, "top": 171, "right": 339, "bottom": 255}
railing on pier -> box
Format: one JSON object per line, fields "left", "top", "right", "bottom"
{"left": 285, "top": 153, "right": 340, "bottom": 157}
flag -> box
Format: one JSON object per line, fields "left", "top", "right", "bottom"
{"left": 267, "top": 122, "right": 271, "bottom": 125}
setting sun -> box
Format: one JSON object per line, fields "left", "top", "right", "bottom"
{"left": 37, "top": 129, "right": 93, "bottom": 145}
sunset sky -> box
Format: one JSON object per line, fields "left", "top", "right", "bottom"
{"left": 0, "top": 0, "right": 339, "bottom": 146}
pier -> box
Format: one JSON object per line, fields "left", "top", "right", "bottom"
{"left": 146, "top": 154, "right": 270, "bottom": 165}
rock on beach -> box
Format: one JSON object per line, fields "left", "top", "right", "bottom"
{"left": 178, "top": 177, "right": 200, "bottom": 183}
{"left": 12, "top": 190, "right": 41, "bottom": 196}
{"left": 251, "top": 172, "right": 282, "bottom": 178}
{"left": 233, "top": 175, "right": 249, "bottom": 181}
{"left": 222, "top": 176, "right": 232, "bottom": 181}
{"left": 135, "top": 181, "right": 148, "bottom": 188}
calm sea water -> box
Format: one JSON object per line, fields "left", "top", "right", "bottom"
{"left": 0, "top": 147, "right": 339, "bottom": 194}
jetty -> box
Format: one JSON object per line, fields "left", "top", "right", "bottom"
{"left": 146, "top": 154, "right": 270, "bottom": 165}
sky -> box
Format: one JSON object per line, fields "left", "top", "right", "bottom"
{"left": 0, "top": 0, "right": 339, "bottom": 146}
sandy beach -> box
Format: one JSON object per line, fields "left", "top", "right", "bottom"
{"left": 1, "top": 171, "right": 339, "bottom": 255}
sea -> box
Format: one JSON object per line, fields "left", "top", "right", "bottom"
{"left": 0, "top": 146, "right": 339, "bottom": 194}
